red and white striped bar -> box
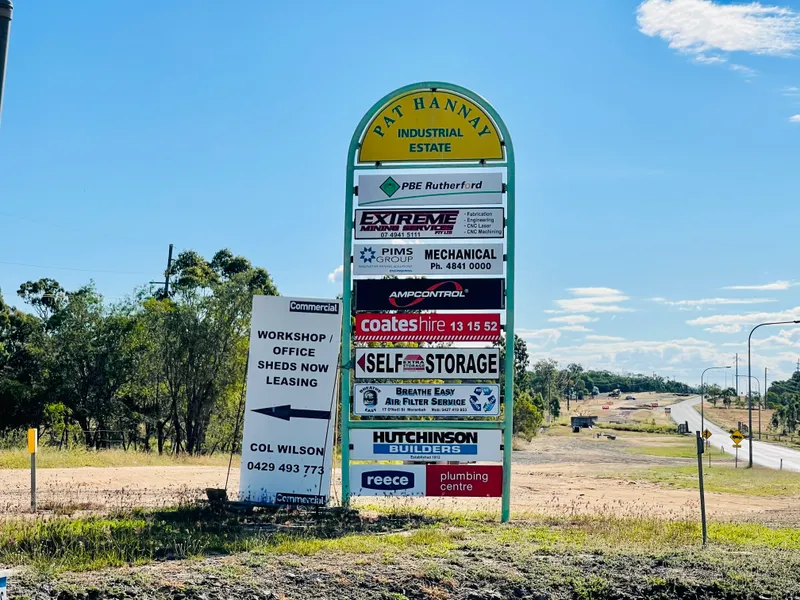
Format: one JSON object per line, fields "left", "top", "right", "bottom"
{"left": 354, "top": 313, "right": 501, "bottom": 342}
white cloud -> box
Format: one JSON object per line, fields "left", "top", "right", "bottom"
{"left": 637, "top": 0, "right": 800, "bottom": 58}
{"left": 784, "top": 86, "right": 800, "bottom": 97}
{"left": 653, "top": 297, "right": 776, "bottom": 306}
{"left": 688, "top": 306, "right": 800, "bottom": 329}
{"left": 567, "top": 287, "right": 624, "bottom": 297}
{"left": 548, "top": 315, "right": 598, "bottom": 325}
{"left": 724, "top": 280, "right": 795, "bottom": 290}
{"left": 327, "top": 265, "right": 343, "bottom": 283}
{"left": 516, "top": 328, "right": 562, "bottom": 346}
{"left": 549, "top": 287, "right": 633, "bottom": 314}
{"left": 586, "top": 335, "right": 626, "bottom": 342}
{"left": 705, "top": 324, "right": 743, "bottom": 333}
{"left": 728, "top": 63, "right": 757, "bottom": 77}
{"left": 694, "top": 53, "right": 727, "bottom": 63}
{"left": 560, "top": 325, "right": 593, "bottom": 332}
{"left": 790, "top": 114, "right": 800, "bottom": 123}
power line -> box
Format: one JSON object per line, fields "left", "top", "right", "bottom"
{"left": 0, "top": 260, "right": 147, "bottom": 275}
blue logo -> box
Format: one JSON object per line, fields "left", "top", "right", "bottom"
{"left": 470, "top": 386, "right": 498, "bottom": 413}
{"left": 361, "top": 470, "right": 415, "bottom": 491}
{"left": 359, "top": 247, "right": 377, "bottom": 263}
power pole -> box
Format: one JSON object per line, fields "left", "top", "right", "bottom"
{"left": 762, "top": 367, "right": 767, "bottom": 440}
{"left": 735, "top": 353, "right": 739, "bottom": 397}
{"left": 0, "top": 0, "right": 13, "bottom": 126}
{"left": 150, "top": 243, "right": 174, "bottom": 297}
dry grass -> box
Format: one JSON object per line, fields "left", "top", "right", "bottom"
{"left": 0, "top": 447, "right": 236, "bottom": 469}
{"left": 695, "top": 402, "right": 775, "bottom": 433}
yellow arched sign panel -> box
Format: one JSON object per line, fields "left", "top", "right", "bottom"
{"left": 358, "top": 90, "right": 504, "bottom": 163}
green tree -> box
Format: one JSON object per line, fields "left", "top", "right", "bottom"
{"left": 513, "top": 391, "right": 544, "bottom": 441}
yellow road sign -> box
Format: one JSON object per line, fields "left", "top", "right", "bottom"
{"left": 702, "top": 429, "right": 712, "bottom": 440}
{"left": 730, "top": 429, "right": 744, "bottom": 445}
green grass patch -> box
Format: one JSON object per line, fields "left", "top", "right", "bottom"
{"left": 0, "top": 447, "right": 235, "bottom": 469}
{"left": 636, "top": 464, "right": 800, "bottom": 496}
{"left": 596, "top": 422, "right": 678, "bottom": 435}
{"left": 626, "top": 442, "right": 731, "bottom": 460}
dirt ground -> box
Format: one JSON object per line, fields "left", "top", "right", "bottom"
{"left": 565, "top": 390, "right": 684, "bottom": 426}
{"left": 2, "top": 426, "right": 797, "bottom": 524}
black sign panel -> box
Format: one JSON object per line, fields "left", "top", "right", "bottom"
{"left": 354, "top": 278, "right": 505, "bottom": 311}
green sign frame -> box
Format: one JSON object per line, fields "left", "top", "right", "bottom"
{"left": 339, "top": 81, "right": 516, "bottom": 522}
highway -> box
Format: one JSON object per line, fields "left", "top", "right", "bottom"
{"left": 669, "top": 396, "right": 800, "bottom": 472}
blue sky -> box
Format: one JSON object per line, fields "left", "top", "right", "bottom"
{"left": 1, "top": 0, "right": 799, "bottom": 384}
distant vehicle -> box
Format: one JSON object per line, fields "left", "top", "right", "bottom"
{"left": 609, "top": 389, "right": 621, "bottom": 398}
{"left": 651, "top": 402, "right": 659, "bottom": 408}
{"left": 625, "top": 395, "right": 636, "bottom": 401}
{"left": 602, "top": 405, "right": 609, "bottom": 410}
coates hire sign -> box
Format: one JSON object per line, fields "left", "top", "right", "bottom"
{"left": 358, "top": 173, "right": 502, "bottom": 207}
{"left": 350, "top": 464, "right": 502, "bottom": 497}
{"left": 354, "top": 278, "right": 504, "bottom": 311}
{"left": 355, "top": 313, "right": 501, "bottom": 343}
{"left": 353, "top": 243, "right": 503, "bottom": 277}
{"left": 353, "top": 383, "right": 501, "bottom": 416}
{"left": 355, "top": 348, "right": 500, "bottom": 380}
{"left": 350, "top": 429, "right": 502, "bottom": 462}
{"left": 354, "top": 208, "right": 504, "bottom": 240}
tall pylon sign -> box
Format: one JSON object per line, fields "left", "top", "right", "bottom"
{"left": 340, "top": 82, "right": 516, "bottom": 521}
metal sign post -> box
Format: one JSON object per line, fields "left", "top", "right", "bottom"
{"left": 340, "top": 82, "right": 516, "bottom": 521}
{"left": 28, "top": 428, "right": 37, "bottom": 512}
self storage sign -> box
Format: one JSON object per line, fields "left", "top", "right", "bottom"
{"left": 354, "top": 278, "right": 504, "bottom": 311}
{"left": 353, "top": 383, "right": 501, "bottom": 416}
{"left": 350, "top": 429, "right": 502, "bottom": 462}
{"left": 353, "top": 243, "right": 503, "bottom": 277}
{"left": 354, "top": 208, "right": 504, "bottom": 240}
{"left": 355, "top": 348, "right": 500, "bottom": 380}
{"left": 355, "top": 313, "right": 501, "bottom": 342}
{"left": 350, "top": 464, "right": 502, "bottom": 497}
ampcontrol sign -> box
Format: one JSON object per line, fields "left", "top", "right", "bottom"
{"left": 355, "top": 348, "right": 500, "bottom": 379}
{"left": 353, "top": 243, "right": 503, "bottom": 277}
{"left": 354, "top": 384, "right": 501, "bottom": 416}
{"left": 354, "top": 208, "right": 504, "bottom": 240}
{"left": 350, "top": 429, "right": 502, "bottom": 462}
{"left": 358, "top": 173, "right": 502, "bottom": 206}
{"left": 239, "top": 296, "right": 342, "bottom": 506}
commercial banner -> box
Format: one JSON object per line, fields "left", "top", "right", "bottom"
{"left": 239, "top": 296, "right": 342, "bottom": 506}
{"left": 349, "top": 429, "right": 503, "bottom": 462}
{"left": 353, "top": 243, "right": 503, "bottom": 277}
{"left": 355, "top": 348, "right": 500, "bottom": 380}
{"left": 356, "top": 90, "right": 504, "bottom": 163}
{"left": 354, "top": 208, "right": 504, "bottom": 240}
{"left": 354, "top": 313, "right": 501, "bottom": 342}
{"left": 354, "top": 278, "right": 505, "bottom": 311}
{"left": 353, "top": 383, "right": 501, "bottom": 416}
{"left": 350, "top": 465, "right": 502, "bottom": 497}
{"left": 358, "top": 173, "right": 503, "bottom": 206}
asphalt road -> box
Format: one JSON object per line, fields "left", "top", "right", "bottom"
{"left": 670, "top": 396, "right": 800, "bottom": 472}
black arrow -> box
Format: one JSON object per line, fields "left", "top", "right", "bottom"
{"left": 252, "top": 405, "right": 331, "bottom": 422}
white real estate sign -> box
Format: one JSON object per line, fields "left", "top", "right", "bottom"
{"left": 353, "top": 243, "right": 503, "bottom": 277}
{"left": 355, "top": 348, "right": 500, "bottom": 380}
{"left": 353, "top": 383, "right": 501, "bottom": 416}
{"left": 239, "top": 296, "right": 342, "bottom": 506}
{"left": 349, "top": 429, "right": 503, "bottom": 462}
{"left": 358, "top": 173, "right": 503, "bottom": 207}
